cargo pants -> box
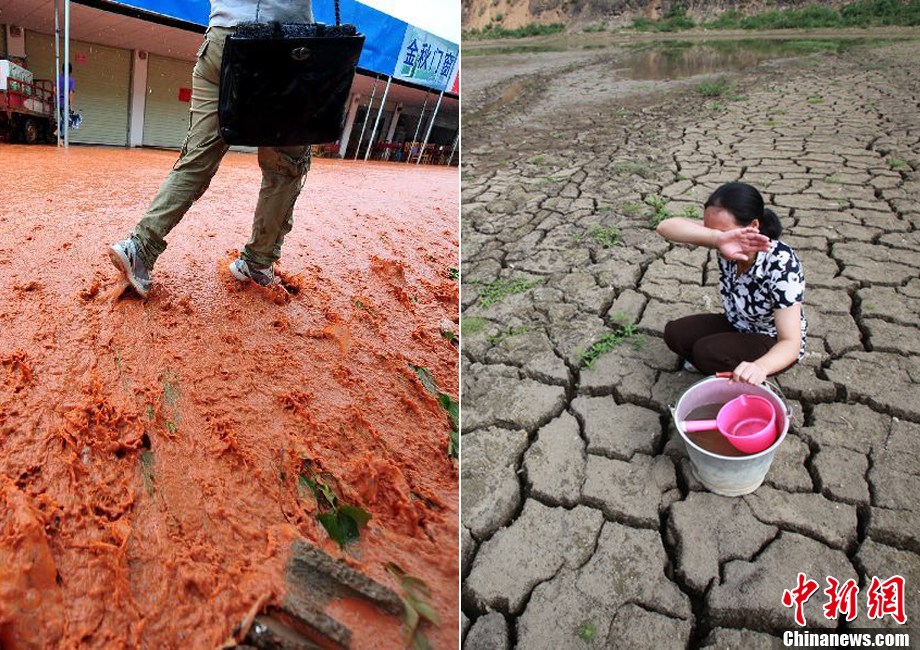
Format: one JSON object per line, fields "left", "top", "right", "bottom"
{"left": 131, "top": 26, "right": 311, "bottom": 270}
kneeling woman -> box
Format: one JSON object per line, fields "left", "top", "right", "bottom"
{"left": 657, "top": 182, "right": 807, "bottom": 385}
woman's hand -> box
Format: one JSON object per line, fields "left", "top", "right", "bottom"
{"left": 716, "top": 227, "right": 770, "bottom": 262}
{"left": 729, "top": 361, "right": 768, "bottom": 385}
{"left": 727, "top": 305, "right": 802, "bottom": 384}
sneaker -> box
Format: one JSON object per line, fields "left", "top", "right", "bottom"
{"left": 108, "top": 238, "right": 151, "bottom": 297}
{"left": 229, "top": 258, "right": 275, "bottom": 287}
{"left": 683, "top": 359, "right": 700, "bottom": 373}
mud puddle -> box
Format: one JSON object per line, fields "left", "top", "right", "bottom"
{"left": 616, "top": 38, "right": 886, "bottom": 80}
{"left": 478, "top": 79, "right": 528, "bottom": 115}
{"left": 0, "top": 145, "right": 459, "bottom": 648}
{"left": 465, "top": 35, "right": 901, "bottom": 121}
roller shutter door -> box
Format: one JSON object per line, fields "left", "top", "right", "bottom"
{"left": 25, "top": 30, "right": 130, "bottom": 146}
{"left": 144, "top": 54, "right": 256, "bottom": 153}
{"left": 143, "top": 54, "right": 193, "bottom": 148}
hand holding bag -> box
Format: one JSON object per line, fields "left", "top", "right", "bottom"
{"left": 218, "top": 0, "right": 365, "bottom": 146}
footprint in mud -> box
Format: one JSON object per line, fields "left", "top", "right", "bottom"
{"left": 323, "top": 322, "right": 353, "bottom": 354}
{"left": 110, "top": 278, "right": 142, "bottom": 303}
{"left": 79, "top": 280, "right": 101, "bottom": 302}
{"left": 276, "top": 269, "right": 306, "bottom": 297}
{"left": 13, "top": 281, "right": 43, "bottom": 294}
{"left": 218, "top": 253, "right": 306, "bottom": 303}
{"left": 2, "top": 350, "right": 33, "bottom": 392}
{"left": 370, "top": 256, "right": 407, "bottom": 287}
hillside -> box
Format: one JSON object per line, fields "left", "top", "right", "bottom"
{"left": 462, "top": 0, "right": 848, "bottom": 30}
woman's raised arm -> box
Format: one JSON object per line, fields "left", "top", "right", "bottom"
{"left": 656, "top": 217, "right": 770, "bottom": 261}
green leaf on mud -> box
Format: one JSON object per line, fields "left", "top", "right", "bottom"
{"left": 318, "top": 505, "right": 372, "bottom": 549}
{"left": 337, "top": 506, "right": 371, "bottom": 545}
{"left": 302, "top": 472, "right": 319, "bottom": 503}
{"left": 300, "top": 475, "right": 338, "bottom": 509}
{"left": 140, "top": 450, "right": 156, "bottom": 495}
{"left": 338, "top": 504, "right": 372, "bottom": 528}
{"left": 437, "top": 394, "right": 459, "bottom": 431}
{"left": 412, "top": 629, "right": 434, "bottom": 650}
{"left": 161, "top": 371, "right": 180, "bottom": 406}
{"left": 317, "top": 513, "right": 344, "bottom": 546}
{"left": 410, "top": 365, "right": 440, "bottom": 395}
{"left": 410, "top": 365, "right": 459, "bottom": 457}
{"left": 385, "top": 562, "right": 440, "bottom": 648}
{"left": 333, "top": 512, "right": 361, "bottom": 547}
{"left": 448, "top": 429, "right": 459, "bottom": 460}
{"left": 301, "top": 470, "right": 371, "bottom": 550}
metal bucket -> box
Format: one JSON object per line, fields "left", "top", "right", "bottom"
{"left": 670, "top": 376, "right": 790, "bottom": 497}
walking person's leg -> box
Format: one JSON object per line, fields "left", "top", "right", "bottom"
{"left": 110, "top": 28, "right": 232, "bottom": 296}
{"left": 229, "top": 145, "right": 311, "bottom": 285}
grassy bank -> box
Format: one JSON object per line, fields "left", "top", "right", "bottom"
{"left": 633, "top": 0, "right": 920, "bottom": 32}
{"left": 463, "top": 0, "right": 920, "bottom": 40}
{"left": 464, "top": 22, "right": 566, "bottom": 40}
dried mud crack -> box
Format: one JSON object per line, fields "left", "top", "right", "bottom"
{"left": 461, "top": 36, "right": 920, "bottom": 647}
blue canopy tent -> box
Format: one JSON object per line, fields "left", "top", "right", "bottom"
{"left": 71, "top": 0, "right": 458, "bottom": 93}
{"left": 58, "top": 0, "right": 458, "bottom": 157}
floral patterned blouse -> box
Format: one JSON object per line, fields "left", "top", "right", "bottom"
{"left": 718, "top": 240, "right": 807, "bottom": 359}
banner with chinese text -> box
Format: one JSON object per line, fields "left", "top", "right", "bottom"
{"left": 393, "top": 26, "right": 458, "bottom": 92}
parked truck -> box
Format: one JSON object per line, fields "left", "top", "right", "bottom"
{"left": 0, "top": 60, "right": 56, "bottom": 144}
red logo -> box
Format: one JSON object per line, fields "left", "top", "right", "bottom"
{"left": 782, "top": 572, "right": 820, "bottom": 626}
{"left": 867, "top": 575, "right": 906, "bottom": 624}
{"left": 784, "top": 574, "right": 908, "bottom": 625}
{"left": 823, "top": 577, "right": 859, "bottom": 622}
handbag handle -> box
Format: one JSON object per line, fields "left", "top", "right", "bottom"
{"left": 255, "top": 0, "right": 342, "bottom": 26}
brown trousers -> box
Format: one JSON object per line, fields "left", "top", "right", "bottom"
{"left": 664, "top": 313, "right": 781, "bottom": 374}
{"left": 131, "top": 27, "right": 310, "bottom": 270}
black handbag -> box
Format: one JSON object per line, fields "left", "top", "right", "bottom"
{"left": 217, "top": 0, "right": 365, "bottom": 146}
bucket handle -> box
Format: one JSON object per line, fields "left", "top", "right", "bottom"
{"left": 765, "top": 378, "right": 792, "bottom": 417}
{"left": 715, "top": 372, "right": 792, "bottom": 417}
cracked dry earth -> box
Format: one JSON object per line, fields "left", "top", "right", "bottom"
{"left": 460, "top": 38, "right": 920, "bottom": 648}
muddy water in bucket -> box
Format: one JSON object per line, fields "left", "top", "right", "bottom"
{"left": 684, "top": 403, "right": 749, "bottom": 458}
{"left": 672, "top": 377, "right": 789, "bottom": 497}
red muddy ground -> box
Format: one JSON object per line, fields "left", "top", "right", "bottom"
{"left": 0, "top": 145, "right": 459, "bottom": 648}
